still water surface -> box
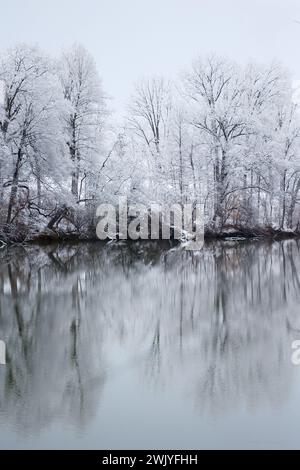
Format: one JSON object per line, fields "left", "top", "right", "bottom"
{"left": 0, "top": 240, "right": 300, "bottom": 449}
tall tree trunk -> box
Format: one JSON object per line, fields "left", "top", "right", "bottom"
{"left": 35, "top": 154, "right": 42, "bottom": 207}
{"left": 178, "top": 126, "right": 184, "bottom": 205}
{"left": 257, "top": 175, "right": 261, "bottom": 225}
{"left": 280, "top": 170, "right": 287, "bottom": 230}
{"left": 6, "top": 149, "right": 22, "bottom": 224}
{"left": 287, "top": 179, "right": 300, "bottom": 229}
{"left": 213, "top": 147, "right": 227, "bottom": 230}
{"left": 71, "top": 166, "right": 79, "bottom": 199}
{"left": 70, "top": 117, "right": 79, "bottom": 200}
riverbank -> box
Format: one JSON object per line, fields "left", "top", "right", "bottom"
{"left": 1, "top": 224, "right": 299, "bottom": 247}
{"left": 205, "top": 226, "right": 300, "bottom": 241}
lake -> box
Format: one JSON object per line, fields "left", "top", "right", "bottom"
{"left": 0, "top": 239, "right": 300, "bottom": 449}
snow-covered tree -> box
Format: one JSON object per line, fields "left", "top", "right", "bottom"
{"left": 59, "top": 44, "right": 107, "bottom": 203}
{"left": 0, "top": 45, "right": 66, "bottom": 234}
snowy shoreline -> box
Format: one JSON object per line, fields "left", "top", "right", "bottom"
{"left": 1, "top": 225, "right": 298, "bottom": 246}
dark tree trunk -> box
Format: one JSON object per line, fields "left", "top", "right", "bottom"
{"left": 6, "top": 149, "right": 22, "bottom": 225}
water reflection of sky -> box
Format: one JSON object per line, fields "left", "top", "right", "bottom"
{"left": 0, "top": 240, "right": 300, "bottom": 449}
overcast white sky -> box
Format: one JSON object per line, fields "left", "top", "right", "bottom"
{"left": 1, "top": 0, "right": 300, "bottom": 112}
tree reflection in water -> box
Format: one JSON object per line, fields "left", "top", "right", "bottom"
{"left": 0, "top": 239, "right": 300, "bottom": 433}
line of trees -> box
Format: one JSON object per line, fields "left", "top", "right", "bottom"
{"left": 1, "top": 44, "right": 300, "bottom": 241}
